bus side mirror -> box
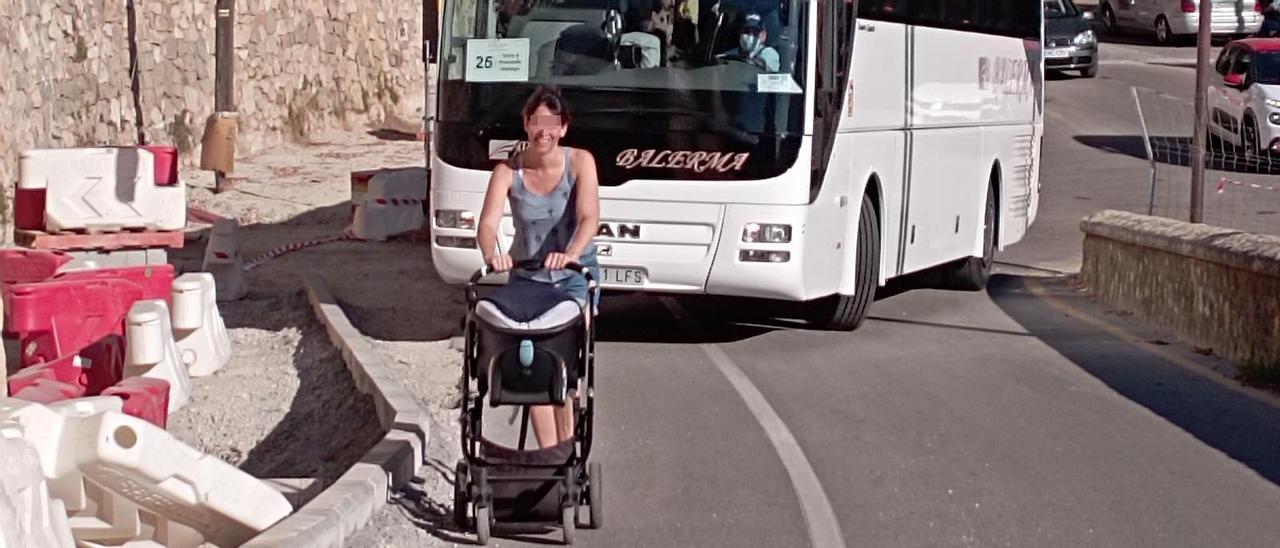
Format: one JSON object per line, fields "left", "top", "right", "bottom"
{"left": 1225, "top": 73, "right": 1246, "bottom": 88}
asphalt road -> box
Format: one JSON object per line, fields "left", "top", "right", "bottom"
{"left": 478, "top": 38, "right": 1280, "bottom": 547}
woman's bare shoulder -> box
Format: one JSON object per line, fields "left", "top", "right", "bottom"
{"left": 568, "top": 147, "right": 598, "bottom": 167}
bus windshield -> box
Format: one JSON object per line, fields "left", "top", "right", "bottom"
{"left": 436, "top": 0, "right": 809, "bottom": 179}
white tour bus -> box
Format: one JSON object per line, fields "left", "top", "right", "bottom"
{"left": 427, "top": 0, "right": 1044, "bottom": 330}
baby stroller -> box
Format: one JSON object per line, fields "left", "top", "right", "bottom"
{"left": 454, "top": 260, "right": 602, "bottom": 545}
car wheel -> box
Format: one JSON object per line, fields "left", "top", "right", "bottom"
{"left": 1080, "top": 64, "right": 1098, "bottom": 78}
{"left": 1155, "top": 16, "right": 1173, "bottom": 45}
{"left": 1101, "top": 4, "right": 1118, "bottom": 34}
{"left": 1244, "top": 116, "right": 1263, "bottom": 167}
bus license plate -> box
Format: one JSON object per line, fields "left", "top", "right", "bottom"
{"left": 1046, "top": 48, "right": 1071, "bottom": 59}
{"left": 602, "top": 267, "right": 646, "bottom": 287}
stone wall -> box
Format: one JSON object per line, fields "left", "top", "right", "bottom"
{"left": 1080, "top": 209, "right": 1280, "bottom": 368}
{"left": 1, "top": 0, "right": 426, "bottom": 241}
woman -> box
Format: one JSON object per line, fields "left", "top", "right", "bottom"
{"left": 476, "top": 85, "right": 601, "bottom": 449}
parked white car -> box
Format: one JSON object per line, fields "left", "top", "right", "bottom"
{"left": 1208, "top": 38, "right": 1280, "bottom": 159}
{"left": 1099, "top": 0, "right": 1262, "bottom": 45}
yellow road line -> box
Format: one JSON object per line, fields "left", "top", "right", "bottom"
{"left": 1024, "top": 278, "right": 1280, "bottom": 409}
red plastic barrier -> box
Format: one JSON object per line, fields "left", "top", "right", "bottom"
{"left": 7, "top": 355, "right": 89, "bottom": 400}
{"left": 8, "top": 278, "right": 143, "bottom": 370}
{"left": 9, "top": 379, "right": 83, "bottom": 405}
{"left": 103, "top": 377, "right": 171, "bottom": 428}
{"left": 140, "top": 145, "right": 179, "bottom": 186}
{"left": 0, "top": 249, "right": 74, "bottom": 335}
{"left": 0, "top": 248, "right": 71, "bottom": 284}
{"left": 6, "top": 340, "right": 125, "bottom": 397}
{"left": 14, "top": 187, "right": 46, "bottom": 230}
{"left": 52, "top": 264, "right": 174, "bottom": 304}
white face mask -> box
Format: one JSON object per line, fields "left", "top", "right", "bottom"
{"left": 740, "top": 33, "right": 760, "bottom": 53}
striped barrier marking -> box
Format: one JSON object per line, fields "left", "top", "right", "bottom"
{"left": 243, "top": 230, "right": 357, "bottom": 271}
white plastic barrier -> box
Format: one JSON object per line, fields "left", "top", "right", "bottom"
{"left": 351, "top": 167, "right": 428, "bottom": 241}
{"left": 0, "top": 436, "right": 75, "bottom": 548}
{"left": 45, "top": 397, "right": 124, "bottom": 418}
{"left": 0, "top": 399, "right": 293, "bottom": 547}
{"left": 19, "top": 148, "right": 186, "bottom": 233}
{"left": 171, "top": 273, "right": 232, "bottom": 378}
{"left": 61, "top": 249, "right": 169, "bottom": 272}
{"left": 124, "top": 301, "right": 191, "bottom": 414}
{"left": 200, "top": 219, "right": 248, "bottom": 302}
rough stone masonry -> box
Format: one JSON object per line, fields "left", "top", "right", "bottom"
{"left": 0, "top": 0, "right": 427, "bottom": 243}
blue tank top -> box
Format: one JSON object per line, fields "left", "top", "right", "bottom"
{"left": 509, "top": 147, "right": 597, "bottom": 283}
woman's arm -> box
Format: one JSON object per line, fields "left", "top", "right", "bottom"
{"left": 477, "top": 163, "right": 515, "bottom": 270}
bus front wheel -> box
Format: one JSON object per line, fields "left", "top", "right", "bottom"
{"left": 810, "top": 194, "right": 879, "bottom": 331}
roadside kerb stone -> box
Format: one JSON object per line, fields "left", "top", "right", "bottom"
{"left": 242, "top": 274, "right": 432, "bottom": 547}
{"left": 1080, "top": 209, "right": 1280, "bottom": 367}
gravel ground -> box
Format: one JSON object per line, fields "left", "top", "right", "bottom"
{"left": 165, "top": 291, "right": 385, "bottom": 489}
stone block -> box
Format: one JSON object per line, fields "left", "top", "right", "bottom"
{"left": 1081, "top": 210, "right": 1280, "bottom": 367}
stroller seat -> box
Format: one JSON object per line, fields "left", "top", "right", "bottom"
{"left": 470, "top": 277, "right": 586, "bottom": 407}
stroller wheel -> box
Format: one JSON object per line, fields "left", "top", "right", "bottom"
{"left": 475, "top": 504, "right": 492, "bottom": 545}
{"left": 561, "top": 506, "right": 576, "bottom": 545}
{"left": 452, "top": 461, "right": 469, "bottom": 527}
{"left": 587, "top": 463, "right": 603, "bottom": 529}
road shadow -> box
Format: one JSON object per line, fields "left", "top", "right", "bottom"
{"left": 175, "top": 199, "right": 463, "bottom": 344}
{"left": 1074, "top": 134, "right": 1280, "bottom": 174}
{"left": 594, "top": 261, "right": 964, "bottom": 345}
{"left": 369, "top": 128, "right": 422, "bottom": 142}
{"left": 990, "top": 273, "right": 1280, "bottom": 488}
{"left": 383, "top": 456, "right": 475, "bottom": 545}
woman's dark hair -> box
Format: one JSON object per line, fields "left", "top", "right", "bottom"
{"left": 521, "top": 85, "right": 572, "bottom": 125}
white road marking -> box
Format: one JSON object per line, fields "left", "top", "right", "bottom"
{"left": 661, "top": 297, "right": 847, "bottom": 548}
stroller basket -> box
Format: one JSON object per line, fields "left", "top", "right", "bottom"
{"left": 479, "top": 437, "right": 576, "bottom": 522}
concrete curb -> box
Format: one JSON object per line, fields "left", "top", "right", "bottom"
{"left": 242, "top": 274, "right": 431, "bottom": 547}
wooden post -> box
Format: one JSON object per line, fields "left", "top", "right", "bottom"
{"left": 214, "top": 0, "right": 236, "bottom": 193}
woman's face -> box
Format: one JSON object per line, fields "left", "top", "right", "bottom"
{"left": 523, "top": 104, "right": 567, "bottom": 153}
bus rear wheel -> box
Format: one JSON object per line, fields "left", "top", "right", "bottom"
{"left": 810, "top": 194, "right": 879, "bottom": 331}
{"left": 943, "top": 184, "right": 996, "bottom": 291}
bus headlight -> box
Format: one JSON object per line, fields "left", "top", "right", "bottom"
{"left": 1072, "top": 30, "right": 1096, "bottom": 48}
{"left": 740, "top": 250, "right": 791, "bottom": 263}
{"left": 1267, "top": 98, "right": 1280, "bottom": 109}
{"left": 743, "top": 223, "right": 792, "bottom": 243}
{"left": 435, "top": 209, "right": 476, "bottom": 229}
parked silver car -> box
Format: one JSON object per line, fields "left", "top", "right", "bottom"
{"left": 1098, "top": 0, "right": 1262, "bottom": 45}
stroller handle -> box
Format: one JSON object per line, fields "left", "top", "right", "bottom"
{"left": 467, "top": 258, "right": 596, "bottom": 286}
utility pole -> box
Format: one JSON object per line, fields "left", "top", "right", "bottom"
{"left": 1190, "top": 0, "right": 1213, "bottom": 223}
{"left": 214, "top": 0, "right": 236, "bottom": 194}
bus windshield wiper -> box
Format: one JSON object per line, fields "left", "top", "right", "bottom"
{"left": 573, "top": 107, "right": 761, "bottom": 145}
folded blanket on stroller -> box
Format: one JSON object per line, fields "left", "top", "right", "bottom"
{"left": 481, "top": 276, "right": 576, "bottom": 323}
